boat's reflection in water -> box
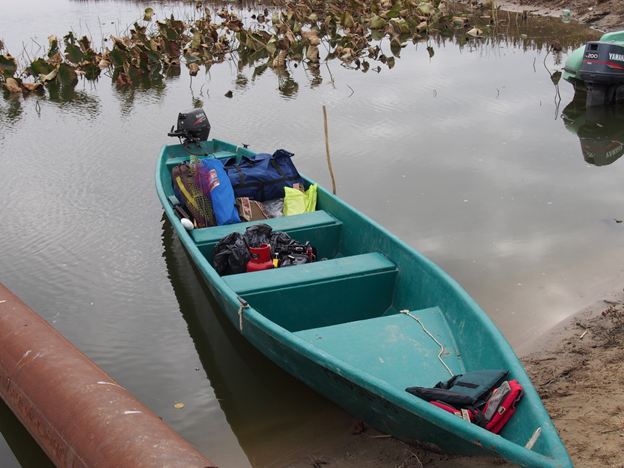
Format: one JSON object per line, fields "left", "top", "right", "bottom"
{"left": 563, "top": 91, "right": 624, "bottom": 166}
{"left": 160, "top": 216, "right": 355, "bottom": 468}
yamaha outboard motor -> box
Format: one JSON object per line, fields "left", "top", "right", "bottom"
{"left": 168, "top": 108, "right": 210, "bottom": 147}
{"left": 578, "top": 40, "right": 624, "bottom": 106}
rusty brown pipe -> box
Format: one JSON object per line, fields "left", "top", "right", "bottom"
{"left": 0, "top": 283, "right": 217, "bottom": 468}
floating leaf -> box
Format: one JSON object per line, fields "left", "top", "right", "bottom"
{"left": 115, "top": 72, "right": 132, "bottom": 86}
{"left": 0, "top": 54, "right": 17, "bottom": 78}
{"left": 184, "top": 53, "right": 202, "bottom": 64}
{"left": 273, "top": 50, "right": 287, "bottom": 68}
{"left": 301, "top": 30, "right": 320, "bottom": 46}
{"left": 452, "top": 16, "right": 469, "bottom": 27}
{"left": 390, "top": 38, "right": 402, "bottom": 57}
{"left": 22, "top": 82, "right": 43, "bottom": 92}
{"left": 47, "top": 36, "right": 60, "bottom": 58}
{"left": 417, "top": 3, "right": 435, "bottom": 16}
{"left": 78, "top": 36, "right": 93, "bottom": 53}
{"left": 109, "top": 48, "right": 125, "bottom": 67}
{"left": 98, "top": 58, "right": 111, "bottom": 69}
{"left": 25, "top": 58, "right": 53, "bottom": 77}
{"left": 369, "top": 15, "right": 387, "bottom": 29}
{"left": 390, "top": 18, "right": 409, "bottom": 34}
{"left": 173, "top": 402, "right": 184, "bottom": 409}
{"left": 41, "top": 67, "right": 59, "bottom": 82}
{"left": 144, "top": 8, "right": 154, "bottom": 22}
{"left": 306, "top": 44, "right": 319, "bottom": 62}
{"left": 57, "top": 63, "right": 78, "bottom": 86}
{"left": 47, "top": 51, "right": 63, "bottom": 67}
{"left": 65, "top": 43, "right": 83, "bottom": 64}
{"left": 3, "top": 78, "right": 22, "bottom": 93}
{"left": 266, "top": 36, "right": 278, "bottom": 55}
{"left": 467, "top": 28, "right": 483, "bottom": 37}
{"left": 341, "top": 11, "right": 355, "bottom": 29}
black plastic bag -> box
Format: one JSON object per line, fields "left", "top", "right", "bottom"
{"left": 213, "top": 232, "right": 250, "bottom": 276}
{"left": 243, "top": 223, "right": 273, "bottom": 248}
{"left": 212, "top": 223, "right": 314, "bottom": 275}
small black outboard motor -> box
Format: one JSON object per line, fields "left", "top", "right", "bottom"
{"left": 168, "top": 108, "right": 211, "bottom": 147}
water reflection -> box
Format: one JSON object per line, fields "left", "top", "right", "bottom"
{"left": 0, "top": 96, "right": 26, "bottom": 134}
{"left": 0, "top": 399, "right": 54, "bottom": 468}
{"left": 160, "top": 215, "right": 355, "bottom": 468}
{"left": 563, "top": 91, "right": 624, "bottom": 166}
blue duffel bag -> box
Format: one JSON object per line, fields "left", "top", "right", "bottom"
{"left": 221, "top": 149, "right": 305, "bottom": 202}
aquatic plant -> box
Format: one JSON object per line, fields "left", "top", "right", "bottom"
{"left": 0, "top": 0, "right": 504, "bottom": 96}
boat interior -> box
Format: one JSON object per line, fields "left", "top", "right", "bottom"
{"left": 196, "top": 205, "right": 465, "bottom": 388}
{"left": 162, "top": 142, "right": 478, "bottom": 389}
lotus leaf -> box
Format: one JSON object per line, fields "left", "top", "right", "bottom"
{"left": 370, "top": 15, "right": 387, "bottom": 29}
{"left": 417, "top": 2, "right": 434, "bottom": 15}
{"left": 0, "top": 54, "right": 17, "bottom": 78}
{"left": 3, "top": 78, "right": 22, "bottom": 93}
{"left": 1, "top": 0, "right": 497, "bottom": 97}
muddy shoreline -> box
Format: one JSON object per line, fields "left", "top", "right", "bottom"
{"left": 490, "top": 0, "right": 624, "bottom": 32}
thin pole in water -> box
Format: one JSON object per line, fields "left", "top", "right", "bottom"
{"left": 323, "top": 105, "right": 337, "bottom": 195}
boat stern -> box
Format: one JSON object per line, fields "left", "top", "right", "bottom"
{"left": 563, "top": 44, "right": 586, "bottom": 86}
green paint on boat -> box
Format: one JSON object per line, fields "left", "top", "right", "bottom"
{"left": 156, "top": 132, "right": 573, "bottom": 468}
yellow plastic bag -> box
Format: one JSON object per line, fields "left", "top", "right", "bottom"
{"left": 283, "top": 184, "right": 317, "bottom": 216}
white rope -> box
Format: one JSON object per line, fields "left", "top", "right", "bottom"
{"left": 238, "top": 299, "right": 249, "bottom": 331}
{"left": 400, "top": 309, "right": 454, "bottom": 377}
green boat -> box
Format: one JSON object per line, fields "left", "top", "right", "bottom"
{"left": 155, "top": 110, "right": 572, "bottom": 467}
{"left": 563, "top": 31, "right": 624, "bottom": 106}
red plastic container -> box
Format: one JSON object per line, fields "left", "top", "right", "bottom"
{"left": 247, "top": 243, "right": 274, "bottom": 272}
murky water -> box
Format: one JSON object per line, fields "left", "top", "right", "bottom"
{"left": 0, "top": 1, "right": 617, "bottom": 466}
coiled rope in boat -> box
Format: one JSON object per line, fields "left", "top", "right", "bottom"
{"left": 400, "top": 309, "right": 454, "bottom": 377}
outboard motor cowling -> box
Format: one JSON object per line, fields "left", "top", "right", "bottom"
{"left": 578, "top": 41, "right": 624, "bottom": 85}
{"left": 578, "top": 41, "right": 624, "bottom": 106}
{"left": 168, "top": 108, "right": 211, "bottom": 147}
